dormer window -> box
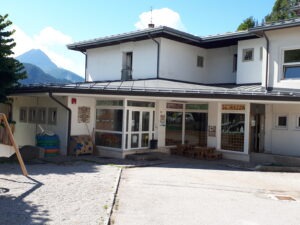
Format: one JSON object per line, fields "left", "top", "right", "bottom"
{"left": 242, "top": 48, "right": 254, "bottom": 62}
{"left": 283, "top": 49, "right": 300, "bottom": 79}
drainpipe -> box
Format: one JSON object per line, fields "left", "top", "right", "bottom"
{"left": 148, "top": 33, "right": 160, "bottom": 78}
{"left": 49, "top": 92, "right": 72, "bottom": 155}
{"left": 262, "top": 31, "right": 270, "bottom": 91}
{"left": 80, "top": 51, "right": 87, "bottom": 82}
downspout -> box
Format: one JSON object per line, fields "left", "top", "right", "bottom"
{"left": 49, "top": 92, "right": 72, "bottom": 155}
{"left": 80, "top": 51, "right": 88, "bottom": 82}
{"left": 262, "top": 31, "right": 270, "bottom": 91}
{"left": 148, "top": 33, "right": 160, "bottom": 78}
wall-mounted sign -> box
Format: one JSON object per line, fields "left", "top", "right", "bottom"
{"left": 160, "top": 113, "right": 166, "bottom": 126}
{"left": 78, "top": 106, "right": 90, "bottom": 123}
{"left": 208, "top": 125, "right": 216, "bottom": 137}
{"left": 222, "top": 104, "right": 245, "bottom": 111}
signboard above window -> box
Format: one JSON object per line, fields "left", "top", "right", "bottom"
{"left": 222, "top": 104, "right": 245, "bottom": 111}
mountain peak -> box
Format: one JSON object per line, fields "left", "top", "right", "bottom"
{"left": 17, "top": 49, "right": 58, "bottom": 72}
{"left": 17, "top": 49, "right": 84, "bottom": 84}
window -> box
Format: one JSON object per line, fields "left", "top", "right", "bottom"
{"left": 127, "top": 101, "right": 155, "bottom": 108}
{"left": 197, "top": 56, "right": 204, "bottom": 67}
{"left": 37, "top": 107, "right": 47, "bottom": 124}
{"left": 96, "top": 109, "right": 123, "bottom": 131}
{"left": 242, "top": 48, "right": 254, "bottom": 62}
{"left": 283, "top": 49, "right": 300, "bottom": 79}
{"left": 48, "top": 108, "right": 57, "bottom": 125}
{"left": 186, "top": 104, "right": 208, "bottom": 110}
{"left": 221, "top": 113, "right": 245, "bottom": 152}
{"left": 276, "top": 115, "right": 287, "bottom": 128}
{"left": 96, "top": 100, "right": 123, "bottom": 106}
{"left": 19, "top": 107, "right": 27, "bottom": 123}
{"left": 28, "top": 107, "right": 37, "bottom": 123}
{"left": 95, "top": 109, "right": 123, "bottom": 149}
{"left": 121, "top": 52, "right": 133, "bottom": 81}
{"left": 233, "top": 54, "right": 237, "bottom": 72}
{"left": 296, "top": 116, "right": 300, "bottom": 129}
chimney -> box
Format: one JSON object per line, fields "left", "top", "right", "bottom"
{"left": 148, "top": 23, "right": 155, "bottom": 28}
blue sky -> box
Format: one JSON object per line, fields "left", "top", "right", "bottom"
{"left": 2, "top": 0, "right": 275, "bottom": 77}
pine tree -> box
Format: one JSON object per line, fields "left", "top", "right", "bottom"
{"left": 237, "top": 17, "right": 256, "bottom": 31}
{"left": 265, "top": 0, "right": 298, "bottom": 22}
{"left": 0, "top": 14, "right": 26, "bottom": 103}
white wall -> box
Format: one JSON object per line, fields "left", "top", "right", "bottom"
{"left": 206, "top": 46, "right": 237, "bottom": 84}
{"left": 12, "top": 96, "right": 69, "bottom": 155}
{"left": 267, "top": 27, "right": 300, "bottom": 89}
{"left": 265, "top": 103, "right": 300, "bottom": 157}
{"left": 160, "top": 38, "right": 238, "bottom": 84}
{"left": 236, "top": 38, "right": 266, "bottom": 84}
{"left": 86, "top": 40, "right": 158, "bottom": 81}
{"left": 207, "top": 102, "right": 218, "bottom": 147}
{"left": 68, "top": 96, "right": 95, "bottom": 136}
{"left": 159, "top": 38, "right": 207, "bottom": 83}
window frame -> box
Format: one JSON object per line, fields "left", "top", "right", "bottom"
{"left": 295, "top": 115, "right": 300, "bottom": 130}
{"left": 28, "top": 107, "right": 37, "bottom": 123}
{"left": 19, "top": 107, "right": 27, "bottom": 123}
{"left": 275, "top": 114, "right": 288, "bottom": 129}
{"left": 197, "top": 55, "right": 204, "bottom": 68}
{"left": 48, "top": 107, "right": 58, "bottom": 125}
{"left": 282, "top": 48, "right": 300, "bottom": 79}
{"left": 242, "top": 48, "right": 254, "bottom": 62}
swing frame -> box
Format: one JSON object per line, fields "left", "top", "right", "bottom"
{"left": 0, "top": 113, "right": 28, "bottom": 176}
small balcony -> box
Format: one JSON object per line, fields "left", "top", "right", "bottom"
{"left": 121, "top": 68, "right": 132, "bottom": 81}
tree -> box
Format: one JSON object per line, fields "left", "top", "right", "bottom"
{"left": 237, "top": 17, "right": 256, "bottom": 31}
{"left": 0, "top": 14, "right": 26, "bottom": 103}
{"left": 265, "top": 0, "right": 298, "bottom": 23}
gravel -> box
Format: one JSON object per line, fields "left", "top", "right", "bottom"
{"left": 0, "top": 161, "right": 121, "bottom": 225}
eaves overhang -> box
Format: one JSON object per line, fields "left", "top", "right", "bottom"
{"left": 249, "top": 18, "right": 300, "bottom": 33}
{"left": 67, "top": 26, "right": 259, "bottom": 52}
{"left": 10, "top": 84, "right": 300, "bottom": 103}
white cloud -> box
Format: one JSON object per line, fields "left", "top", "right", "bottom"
{"left": 11, "top": 25, "right": 84, "bottom": 77}
{"left": 34, "top": 27, "right": 72, "bottom": 47}
{"left": 135, "top": 8, "right": 185, "bottom": 30}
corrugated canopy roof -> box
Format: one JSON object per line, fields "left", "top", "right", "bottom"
{"left": 12, "top": 79, "right": 300, "bottom": 102}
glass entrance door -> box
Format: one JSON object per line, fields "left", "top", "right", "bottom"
{"left": 129, "top": 110, "right": 153, "bottom": 149}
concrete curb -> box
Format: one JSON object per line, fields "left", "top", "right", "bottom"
{"left": 255, "top": 165, "right": 300, "bottom": 172}
{"left": 106, "top": 167, "right": 123, "bottom": 225}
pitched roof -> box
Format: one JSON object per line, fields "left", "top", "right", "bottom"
{"left": 67, "top": 19, "right": 300, "bottom": 52}
{"left": 67, "top": 26, "right": 257, "bottom": 51}
{"left": 250, "top": 18, "right": 300, "bottom": 32}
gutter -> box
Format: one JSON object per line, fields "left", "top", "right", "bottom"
{"left": 148, "top": 33, "right": 160, "bottom": 78}
{"left": 262, "top": 31, "right": 270, "bottom": 91}
{"left": 48, "top": 92, "right": 72, "bottom": 155}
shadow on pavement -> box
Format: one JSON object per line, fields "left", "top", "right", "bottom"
{"left": 0, "top": 176, "right": 48, "bottom": 225}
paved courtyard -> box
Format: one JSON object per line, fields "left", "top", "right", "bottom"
{"left": 111, "top": 160, "right": 300, "bottom": 225}
{"left": 0, "top": 160, "right": 121, "bottom": 225}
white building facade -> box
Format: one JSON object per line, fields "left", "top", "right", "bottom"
{"left": 9, "top": 20, "right": 300, "bottom": 161}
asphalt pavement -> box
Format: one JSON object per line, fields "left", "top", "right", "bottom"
{"left": 111, "top": 159, "right": 300, "bottom": 225}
